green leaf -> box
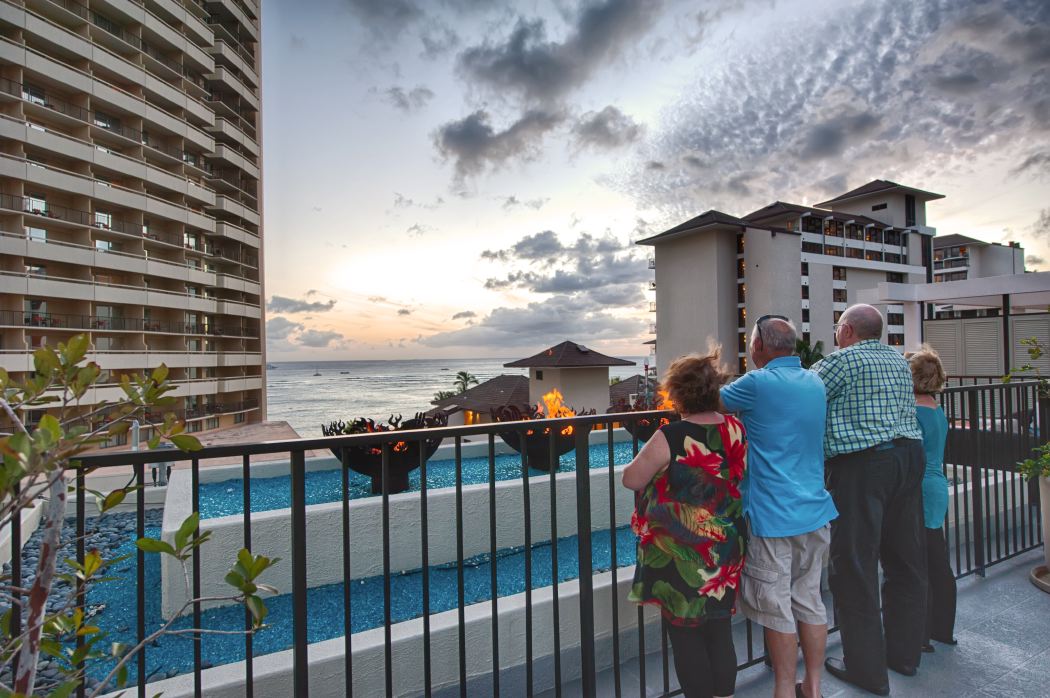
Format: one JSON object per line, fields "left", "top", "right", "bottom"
{"left": 170, "top": 434, "right": 202, "bottom": 451}
{"left": 225, "top": 570, "right": 246, "bottom": 590}
{"left": 47, "top": 680, "right": 81, "bottom": 698}
{"left": 175, "top": 513, "right": 200, "bottom": 551}
{"left": 245, "top": 595, "right": 268, "bottom": 627}
{"left": 63, "top": 334, "right": 90, "bottom": 366}
{"left": 100, "top": 488, "right": 127, "bottom": 513}
{"left": 151, "top": 364, "right": 170, "bottom": 385}
{"left": 38, "top": 413, "right": 62, "bottom": 442}
{"left": 135, "top": 538, "right": 176, "bottom": 556}
{"left": 33, "top": 347, "right": 60, "bottom": 376}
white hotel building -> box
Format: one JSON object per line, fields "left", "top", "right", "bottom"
{"left": 0, "top": 0, "right": 264, "bottom": 437}
{"left": 639, "top": 179, "right": 943, "bottom": 374}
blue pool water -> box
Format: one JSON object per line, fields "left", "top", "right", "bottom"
{"left": 199, "top": 440, "right": 638, "bottom": 519}
{"left": 87, "top": 522, "right": 639, "bottom": 684}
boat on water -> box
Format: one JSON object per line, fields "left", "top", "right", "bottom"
{"left": 340, "top": 371, "right": 350, "bottom": 374}
{"left": 266, "top": 364, "right": 278, "bottom": 369}
{"left": 313, "top": 369, "right": 321, "bottom": 376}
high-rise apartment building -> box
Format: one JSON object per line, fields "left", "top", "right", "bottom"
{"left": 933, "top": 234, "right": 1025, "bottom": 283}
{"left": 0, "top": 0, "right": 263, "bottom": 439}
{"left": 639, "top": 180, "right": 942, "bottom": 374}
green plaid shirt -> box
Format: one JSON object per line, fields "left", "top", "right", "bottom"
{"left": 811, "top": 340, "right": 922, "bottom": 458}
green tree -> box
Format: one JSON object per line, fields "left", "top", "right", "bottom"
{"left": 453, "top": 371, "right": 479, "bottom": 394}
{"left": 0, "top": 335, "right": 276, "bottom": 697}
{"left": 433, "top": 389, "right": 457, "bottom": 401}
{"left": 795, "top": 338, "right": 825, "bottom": 369}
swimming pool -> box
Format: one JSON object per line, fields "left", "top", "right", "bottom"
{"left": 198, "top": 440, "right": 638, "bottom": 519}
{"left": 84, "top": 515, "right": 639, "bottom": 684}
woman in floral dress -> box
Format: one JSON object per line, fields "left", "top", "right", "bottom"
{"left": 623, "top": 349, "right": 747, "bottom": 698}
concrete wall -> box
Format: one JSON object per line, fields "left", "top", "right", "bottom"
{"left": 970, "top": 245, "right": 1025, "bottom": 278}
{"left": 529, "top": 366, "right": 612, "bottom": 413}
{"left": 743, "top": 227, "right": 803, "bottom": 335}
{"left": 161, "top": 432, "right": 636, "bottom": 617}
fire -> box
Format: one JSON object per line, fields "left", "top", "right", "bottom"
{"left": 656, "top": 389, "right": 675, "bottom": 411}
{"left": 537, "top": 389, "right": 575, "bottom": 436}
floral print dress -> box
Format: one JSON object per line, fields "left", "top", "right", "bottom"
{"left": 629, "top": 416, "right": 747, "bottom": 626}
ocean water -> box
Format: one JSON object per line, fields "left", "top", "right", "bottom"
{"left": 266, "top": 357, "right": 648, "bottom": 438}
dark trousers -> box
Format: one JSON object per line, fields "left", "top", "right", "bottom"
{"left": 827, "top": 439, "right": 928, "bottom": 688}
{"left": 925, "top": 527, "right": 957, "bottom": 643}
{"left": 665, "top": 618, "right": 737, "bottom": 698}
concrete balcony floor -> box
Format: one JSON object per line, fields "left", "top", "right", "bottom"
{"left": 545, "top": 547, "right": 1049, "bottom": 697}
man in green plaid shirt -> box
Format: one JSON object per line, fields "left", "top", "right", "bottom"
{"left": 811, "top": 304, "right": 927, "bottom": 697}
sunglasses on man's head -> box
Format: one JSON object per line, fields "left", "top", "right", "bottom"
{"left": 756, "top": 314, "right": 789, "bottom": 344}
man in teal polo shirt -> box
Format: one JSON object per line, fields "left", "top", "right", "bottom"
{"left": 721, "top": 316, "right": 837, "bottom": 698}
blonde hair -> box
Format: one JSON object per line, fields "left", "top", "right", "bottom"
{"left": 908, "top": 344, "right": 946, "bottom": 395}
{"left": 661, "top": 347, "right": 730, "bottom": 414}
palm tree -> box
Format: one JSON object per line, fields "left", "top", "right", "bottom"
{"left": 453, "top": 371, "right": 479, "bottom": 394}
{"left": 795, "top": 338, "right": 825, "bottom": 369}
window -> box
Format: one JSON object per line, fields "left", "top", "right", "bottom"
{"left": 801, "top": 285, "right": 810, "bottom": 299}
{"left": 865, "top": 250, "right": 882, "bottom": 262}
{"left": 887, "top": 313, "right": 904, "bottom": 326}
{"left": 832, "top": 266, "right": 847, "bottom": 281}
{"left": 833, "top": 289, "right": 848, "bottom": 303}
{"left": 847, "top": 224, "right": 863, "bottom": 240}
{"left": 802, "top": 308, "right": 810, "bottom": 322}
{"left": 905, "top": 195, "right": 916, "bottom": 227}
{"left": 22, "top": 84, "right": 46, "bottom": 106}
{"left": 738, "top": 356, "right": 747, "bottom": 374}
{"left": 887, "top": 272, "right": 904, "bottom": 283}
{"left": 95, "top": 240, "right": 115, "bottom": 252}
{"left": 24, "top": 299, "right": 47, "bottom": 326}
{"left": 535, "top": 370, "right": 543, "bottom": 380}
{"left": 25, "top": 264, "right": 46, "bottom": 277}
{"left": 736, "top": 234, "right": 744, "bottom": 254}
{"left": 234, "top": 412, "right": 246, "bottom": 424}
{"left": 824, "top": 245, "right": 843, "bottom": 257}
{"left": 184, "top": 233, "right": 199, "bottom": 250}
{"left": 824, "top": 220, "right": 842, "bottom": 237}
{"left": 871, "top": 203, "right": 887, "bottom": 211}
{"left": 737, "top": 307, "right": 746, "bottom": 327}
{"left": 738, "top": 332, "right": 747, "bottom": 353}
{"left": 847, "top": 248, "right": 863, "bottom": 259}
{"left": 26, "top": 194, "right": 46, "bottom": 215}
{"left": 802, "top": 332, "right": 811, "bottom": 344}
{"left": 736, "top": 258, "right": 745, "bottom": 278}
{"left": 802, "top": 242, "right": 822, "bottom": 254}
{"left": 94, "top": 211, "right": 112, "bottom": 229}
{"left": 885, "top": 253, "right": 902, "bottom": 264}
{"left": 737, "top": 283, "right": 745, "bottom": 304}
{"left": 888, "top": 334, "right": 904, "bottom": 346}
{"left": 833, "top": 310, "right": 843, "bottom": 323}
{"left": 25, "top": 226, "right": 46, "bottom": 241}
{"left": 94, "top": 112, "right": 117, "bottom": 130}
{"left": 206, "top": 418, "right": 219, "bottom": 430}
{"left": 95, "top": 337, "right": 113, "bottom": 351}
{"left": 885, "top": 231, "right": 902, "bottom": 246}
{"left": 865, "top": 228, "right": 883, "bottom": 244}
{"left": 802, "top": 216, "right": 821, "bottom": 233}
{"left": 186, "top": 285, "right": 199, "bottom": 297}
{"left": 801, "top": 262, "right": 809, "bottom": 275}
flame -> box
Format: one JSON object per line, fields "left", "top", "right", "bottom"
{"left": 537, "top": 389, "right": 575, "bottom": 436}
{"left": 656, "top": 389, "right": 674, "bottom": 410}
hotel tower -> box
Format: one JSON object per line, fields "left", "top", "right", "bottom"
{"left": 0, "top": 0, "right": 264, "bottom": 441}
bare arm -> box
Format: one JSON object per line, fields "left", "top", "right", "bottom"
{"left": 622, "top": 430, "right": 671, "bottom": 491}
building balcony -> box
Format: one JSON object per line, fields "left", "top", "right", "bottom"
{"left": 209, "top": 39, "right": 259, "bottom": 87}
{"left": 58, "top": 381, "right": 1046, "bottom": 697}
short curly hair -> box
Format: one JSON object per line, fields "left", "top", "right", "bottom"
{"left": 661, "top": 348, "right": 730, "bottom": 414}
{"left": 908, "top": 344, "right": 946, "bottom": 395}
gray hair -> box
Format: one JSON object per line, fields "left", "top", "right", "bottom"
{"left": 756, "top": 318, "right": 797, "bottom": 354}
{"left": 843, "top": 304, "right": 883, "bottom": 340}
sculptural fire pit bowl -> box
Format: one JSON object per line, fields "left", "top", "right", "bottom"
{"left": 493, "top": 390, "right": 594, "bottom": 471}
{"left": 321, "top": 412, "right": 446, "bottom": 494}
{"left": 609, "top": 388, "right": 678, "bottom": 442}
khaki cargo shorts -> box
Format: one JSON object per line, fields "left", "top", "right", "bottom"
{"left": 739, "top": 524, "right": 830, "bottom": 634}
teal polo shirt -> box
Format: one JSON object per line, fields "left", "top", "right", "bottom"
{"left": 720, "top": 355, "right": 838, "bottom": 538}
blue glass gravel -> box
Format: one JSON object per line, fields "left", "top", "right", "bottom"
{"left": 85, "top": 521, "right": 639, "bottom": 684}
{"left": 199, "top": 441, "right": 638, "bottom": 519}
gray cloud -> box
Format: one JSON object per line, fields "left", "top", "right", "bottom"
{"left": 383, "top": 85, "right": 435, "bottom": 112}
{"left": 367, "top": 295, "right": 387, "bottom": 303}
{"left": 646, "top": 160, "right": 666, "bottom": 171}
{"left": 266, "top": 316, "right": 303, "bottom": 341}
{"left": 451, "top": 310, "right": 477, "bottom": 319}
{"left": 433, "top": 109, "right": 564, "bottom": 179}
{"left": 571, "top": 106, "right": 643, "bottom": 150}
{"left": 406, "top": 223, "right": 429, "bottom": 237}
{"left": 1012, "top": 152, "right": 1050, "bottom": 176}
{"left": 421, "top": 25, "right": 461, "bottom": 59}
{"left": 345, "top": 0, "right": 423, "bottom": 35}
{"left": 501, "top": 195, "right": 548, "bottom": 210}
{"left": 393, "top": 192, "right": 444, "bottom": 209}
{"left": 627, "top": 0, "right": 1050, "bottom": 218}
{"left": 419, "top": 294, "right": 645, "bottom": 349}
{"left": 456, "top": 0, "right": 661, "bottom": 105}
{"left": 298, "top": 329, "right": 345, "bottom": 348}
{"left": 1032, "top": 209, "right": 1050, "bottom": 238}
{"left": 1025, "top": 254, "right": 1045, "bottom": 267}
{"left": 398, "top": 308, "right": 413, "bottom": 315}
{"left": 267, "top": 295, "right": 337, "bottom": 313}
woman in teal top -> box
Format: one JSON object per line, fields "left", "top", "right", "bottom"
{"left": 908, "top": 347, "right": 957, "bottom": 651}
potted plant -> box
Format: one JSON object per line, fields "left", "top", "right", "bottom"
{"left": 1019, "top": 443, "right": 1050, "bottom": 592}
{"left": 321, "top": 412, "right": 447, "bottom": 494}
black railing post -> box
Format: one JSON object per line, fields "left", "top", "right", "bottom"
{"left": 574, "top": 428, "right": 596, "bottom": 697}
{"left": 290, "top": 450, "right": 310, "bottom": 695}
{"left": 968, "top": 390, "right": 986, "bottom": 577}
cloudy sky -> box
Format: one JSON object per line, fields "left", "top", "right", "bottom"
{"left": 261, "top": 0, "right": 1050, "bottom": 360}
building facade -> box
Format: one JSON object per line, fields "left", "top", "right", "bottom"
{"left": 933, "top": 234, "right": 1025, "bottom": 284}
{"left": 0, "top": 0, "right": 264, "bottom": 439}
{"left": 640, "top": 180, "right": 943, "bottom": 373}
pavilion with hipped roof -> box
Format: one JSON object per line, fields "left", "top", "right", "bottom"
{"left": 504, "top": 340, "right": 635, "bottom": 414}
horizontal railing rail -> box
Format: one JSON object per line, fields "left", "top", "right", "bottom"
{"left": 3, "top": 382, "right": 1041, "bottom": 698}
